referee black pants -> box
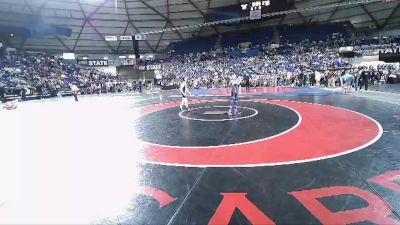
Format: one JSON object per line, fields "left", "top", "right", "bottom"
{"left": 360, "top": 78, "right": 369, "bottom": 91}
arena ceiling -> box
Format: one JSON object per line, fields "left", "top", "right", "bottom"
{"left": 0, "top": 0, "right": 399, "bottom": 54}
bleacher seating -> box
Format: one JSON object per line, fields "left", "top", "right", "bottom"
{"left": 173, "top": 35, "right": 218, "bottom": 55}
{"left": 0, "top": 49, "right": 128, "bottom": 102}
{"left": 221, "top": 28, "right": 273, "bottom": 48}
{"left": 280, "top": 23, "right": 348, "bottom": 44}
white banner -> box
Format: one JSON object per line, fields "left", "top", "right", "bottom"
{"left": 135, "top": 34, "right": 146, "bottom": 41}
{"left": 105, "top": 36, "right": 118, "bottom": 41}
{"left": 138, "top": 64, "right": 161, "bottom": 70}
{"left": 271, "top": 44, "right": 280, "bottom": 49}
{"left": 63, "top": 52, "right": 75, "bottom": 60}
{"left": 120, "top": 36, "right": 133, "bottom": 41}
{"left": 339, "top": 46, "right": 354, "bottom": 53}
{"left": 147, "top": 64, "right": 161, "bottom": 70}
{"left": 88, "top": 60, "right": 109, "bottom": 67}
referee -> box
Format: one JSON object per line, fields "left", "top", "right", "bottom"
{"left": 359, "top": 68, "right": 370, "bottom": 91}
{"left": 244, "top": 74, "right": 250, "bottom": 91}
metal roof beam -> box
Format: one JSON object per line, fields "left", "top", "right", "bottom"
{"left": 277, "top": 2, "right": 316, "bottom": 27}
{"left": 293, "top": 5, "right": 308, "bottom": 24}
{"left": 73, "top": 21, "right": 86, "bottom": 51}
{"left": 360, "top": 4, "right": 380, "bottom": 29}
{"left": 326, "top": 0, "right": 346, "bottom": 23}
{"left": 77, "top": 0, "right": 115, "bottom": 52}
{"left": 116, "top": 22, "right": 130, "bottom": 52}
{"left": 123, "top": 0, "right": 155, "bottom": 53}
{"left": 155, "top": 0, "right": 170, "bottom": 52}
{"left": 155, "top": 23, "right": 168, "bottom": 52}
{"left": 278, "top": 4, "right": 297, "bottom": 27}
{"left": 21, "top": 0, "right": 48, "bottom": 49}
{"left": 54, "top": 35, "right": 72, "bottom": 51}
{"left": 138, "top": 0, "right": 184, "bottom": 41}
{"left": 86, "top": 20, "right": 115, "bottom": 52}
{"left": 381, "top": 2, "right": 400, "bottom": 29}
{"left": 80, "top": 0, "right": 109, "bottom": 19}
{"left": 187, "top": 0, "right": 205, "bottom": 17}
{"left": 321, "top": 7, "right": 396, "bottom": 25}
{"left": 0, "top": 10, "right": 203, "bottom": 23}
{"left": 187, "top": 0, "right": 218, "bottom": 35}
{"left": 196, "top": 0, "right": 212, "bottom": 37}
{"left": 295, "top": 3, "right": 393, "bottom": 23}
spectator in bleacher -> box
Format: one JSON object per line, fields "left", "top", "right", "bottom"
{"left": 0, "top": 48, "right": 130, "bottom": 101}
{"left": 0, "top": 82, "right": 5, "bottom": 102}
{"left": 21, "top": 85, "right": 27, "bottom": 101}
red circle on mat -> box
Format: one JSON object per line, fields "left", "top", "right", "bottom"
{"left": 136, "top": 99, "right": 382, "bottom": 167}
{"left": 206, "top": 87, "right": 297, "bottom": 95}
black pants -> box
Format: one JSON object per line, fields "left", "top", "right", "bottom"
{"left": 73, "top": 92, "right": 78, "bottom": 101}
{"left": 359, "top": 79, "right": 369, "bottom": 91}
{"left": 310, "top": 77, "right": 316, "bottom": 86}
{"left": 0, "top": 91, "right": 4, "bottom": 103}
{"left": 298, "top": 78, "right": 303, "bottom": 87}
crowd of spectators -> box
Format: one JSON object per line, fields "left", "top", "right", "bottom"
{"left": 160, "top": 34, "right": 400, "bottom": 90}
{"left": 1, "top": 33, "right": 400, "bottom": 103}
{"left": 0, "top": 48, "right": 130, "bottom": 102}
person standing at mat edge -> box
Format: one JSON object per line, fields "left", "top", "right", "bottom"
{"left": 180, "top": 77, "right": 191, "bottom": 111}
{"left": 0, "top": 82, "right": 5, "bottom": 103}
{"left": 69, "top": 83, "right": 79, "bottom": 102}
{"left": 244, "top": 74, "right": 250, "bottom": 91}
{"left": 229, "top": 75, "right": 241, "bottom": 116}
{"left": 340, "top": 72, "right": 355, "bottom": 94}
{"left": 359, "top": 68, "right": 370, "bottom": 91}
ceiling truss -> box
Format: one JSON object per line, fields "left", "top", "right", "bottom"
{"left": 0, "top": 0, "right": 398, "bottom": 54}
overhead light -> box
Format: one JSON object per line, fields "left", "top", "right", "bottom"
{"left": 10, "top": 33, "right": 14, "bottom": 37}
{"left": 103, "top": 56, "right": 108, "bottom": 60}
{"left": 82, "top": 57, "right": 88, "bottom": 60}
{"left": 119, "top": 56, "right": 126, "bottom": 59}
{"left": 128, "top": 55, "right": 136, "bottom": 59}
